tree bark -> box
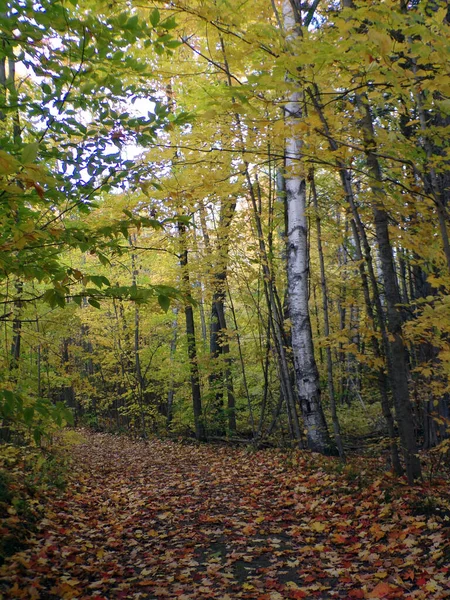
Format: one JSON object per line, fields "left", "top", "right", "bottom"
{"left": 166, "top": 307, "right": 179, "bottom": 428}
{"left": 356, "top": 95, "right": 421, "bottom": 482}
{"left": 311, "top": 171, "right": 345, "bottom": 460}
{"left": 282, "top": 0, "right": 333, "bottom": 454}
{"left": 308, "top": 84, "right": 402, "bottom": 474}
{"left": 178, "top": 222, "right": 206, "bottom": 441}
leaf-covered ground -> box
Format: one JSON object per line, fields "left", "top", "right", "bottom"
{"left": 1, "top": 432, "right": 449, "bottom": 599}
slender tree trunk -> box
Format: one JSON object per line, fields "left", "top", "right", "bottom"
{"left": 308, "top": 84, "right": 402, "bottom": 474}
{"left": 0, "top": 52, "right": 6, "bottom": 121}
{"left": 61, "top": 339, "right": 76, "bottom": 415}
{"left": 166, "top": 307, "right": 178, "bottom": 428}
{"left": 178, "top": 222, "right": 206, "bottom": 441}
{"left": 230, "top": 118, "right": 302, "bottom": 442}
{"left": 350, "top": 220, "right": 403, "bottom": 474}
{"left": 311, "top": 172, "right": 345, "bottom": 460}
{"left": 192, "top": 220, "right": 208, "bottom": 347}
{"left": 10, "top": 281, "right": 22, "bottom": 372}
{"left": 4, "top": 55, "right": 22, "bottom": 376}
{"left": 414, "top": 86, "right": 450, "bottom": 272}
{"left": 226, "top": 283, "right": 255, "bottom": 438}
{"left": 282, "top": 0, "right": 333, "bottom": 454}
{"left": 199, "top": 199, "right": 237, "bottom": 434}
{"left": 311, "top": 283, "right": 324, "bottom": 366}
{"left": 36, "top": 317, "right": 41, "bottom": 398}
{"left": 130, "top": 239, "right": 145, "bottom": 437}
{"left": 356, "top": 95, "right": 421, "bottom": 482}
{"left": 256, "top": 313, "right": 272, "bottom": 440}
{"left": 212, "top": 228, "right": 237, "bottom": 434}
{"left": 248, "top": 172, "right": 303, "bottom": 444}
{"left": 218, "top": 31, "right": 302, "bottom": 443}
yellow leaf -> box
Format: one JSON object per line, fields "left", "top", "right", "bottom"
{"left": 425, "top": 580, "right": 439, "bottom": 592}
{"left": 242, "top": 524, "right": 255, "bottom": 535}
{"left": 375, "top": 571, "right": 388, "bottom": 579}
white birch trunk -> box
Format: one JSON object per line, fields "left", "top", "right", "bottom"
{"left": 283, "top": 0, "right": 333, "bottom": 454}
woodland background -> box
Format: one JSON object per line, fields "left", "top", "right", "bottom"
{"left": 1, "top": 0, "right": 450, "bottom": 483}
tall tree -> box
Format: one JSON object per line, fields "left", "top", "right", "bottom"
{"left": 282, "top": 0, "right": 334, "bottom": 453}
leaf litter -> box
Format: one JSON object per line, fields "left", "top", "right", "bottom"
{"left": 0, "top": 431, "right": 449, "bottom": 599}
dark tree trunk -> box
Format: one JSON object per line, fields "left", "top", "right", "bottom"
{"left": 308, "top": 84, "right": 402, "bottom": 475}
{"left": 311, "top": 171, "right": 345, "bottom": 460}
{"left": 357, "top": 95, "right": 421, "bottom": 482}
{"left": 166, "top": 307, "right": 179, "bottom": 428}
{"left": 179, "top": 222, "right": 206, "bottom": 441}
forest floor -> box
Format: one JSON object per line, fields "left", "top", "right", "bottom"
{"left": 1, "top": 431, "right": 450, "bottom": 600}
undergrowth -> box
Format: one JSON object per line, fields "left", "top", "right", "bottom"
{"left": 0, "top": 429, "right": 85, "bottom": 564}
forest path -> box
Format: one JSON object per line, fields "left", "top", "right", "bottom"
{"left": 1, "top": 431, "right": 449, "bottom": 599}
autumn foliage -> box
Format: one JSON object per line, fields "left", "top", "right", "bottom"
{"left": 1, "top": 0, "right": 450, "bottom": 595}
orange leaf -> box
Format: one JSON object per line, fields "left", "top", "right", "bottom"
{"left": 290, "top": 591, "right": 307, "bottom": 599}
{"left": 33, "top": 182, "right": 45, "bottom": 198}
{"left": 242, "top": 524, "right": 255, "bottom": 535}
{"left": 368, "top": 582, "right": 393, "bottom": 598}
{"left": 349, "top": 590, "right": 365, "bottom": 599}
{"left": 333, "top": 534, "right": 347, "bottom": 544}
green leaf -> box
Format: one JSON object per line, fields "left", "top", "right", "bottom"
{"left": 126, "top": 15, "right": 139, "bottom": 30}
{"left": 1, "top": 391, "right": 15, "bottom": 417}
{"left": 33, "top": 428, "right": 43, "bottom": 445}
{"left": 21, "top": 142, "right": 40, "bottom": 164}
{"left": 161, "top": 16, "right": 177, "bottom": 29}
{"left": 158, "top": 294, "right": 170, "bottom": 312}
{"left": 164, "top": 40, "right": 182, "bottom": 49}
{"left": 55, "top": 294, "right": 66, "bottom": 308}
{"left": 150, "top": 8, "right": 160, "bottom": 27}
{"left": 117, "top": 11, "right": 128, "bottom": 25}
{"left": 23, "top": 406, "right": 35, "bottom": 426}
{"left": 98, "top": 253, "right": 111, "bottom": 267}
{"left": 90, "top": 275, "right": 107, "bottom": 288}
{"left": 62, "top": 407, "right": 74, "bottom": 425}
{"left": 0, "top": 150, "right": 19, "bottom": 174}
{"left": 35, "top": 402, "right": 50, "bottom": 417}
{"left": 42, "top": 289, "right": 57, "bottom": 308}
{"left": 88, "top": 298, "right": 101, "bottom": 309}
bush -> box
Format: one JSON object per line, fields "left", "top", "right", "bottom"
{"left": 0, "top": 438, "right": 75, "bottom": 564}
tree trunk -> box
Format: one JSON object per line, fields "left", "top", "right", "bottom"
{"left": 166, "top": 307, "right": 179, "bottom": 428}
{"left": 282, "top": 0, "right": 333, "bottom": 454}
{"left": 311, "top": 171, "right": 345, "bottom": 460}
{"left": 130, "top": 240, "right": 146, "bottom": 437}
{"left": 356, "top": 95, "right": 421, "bottom": 482}
{"left": 10, "top": 281, "right": 22, "bottom": 372}
{"left": 308, "top": 84, "right": 402, "bottom": 474}
{"left": 178, "top": 222, "right": 206, "bottom": 441}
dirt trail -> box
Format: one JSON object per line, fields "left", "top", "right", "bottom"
{"left": 1, "top": 432, "right": 449, "bottom": 599}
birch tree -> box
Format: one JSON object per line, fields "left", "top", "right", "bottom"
{"left": 282, "top": 0, "right": 334, "bottom": 454}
